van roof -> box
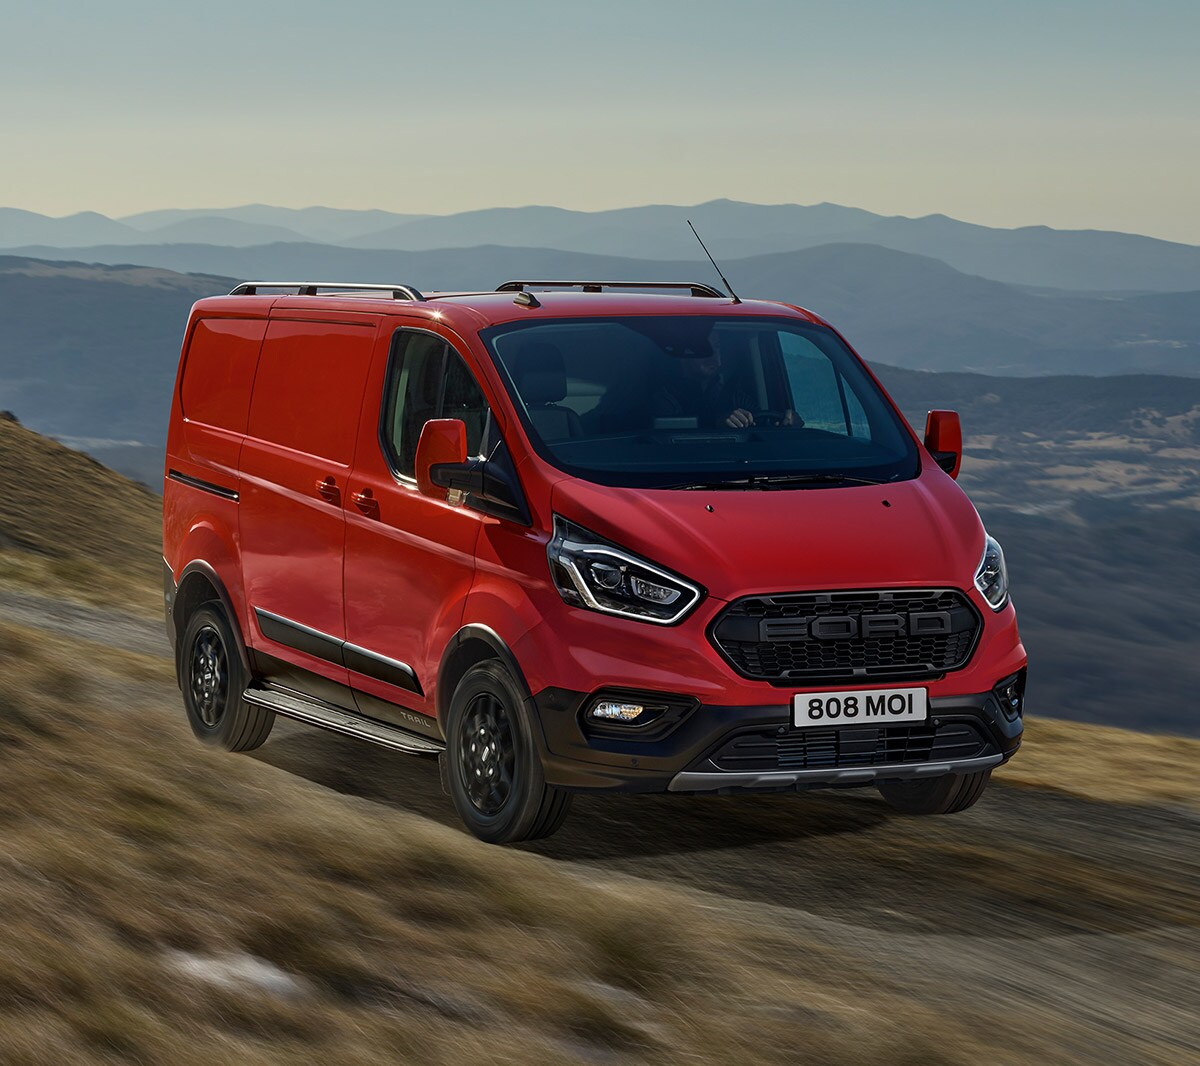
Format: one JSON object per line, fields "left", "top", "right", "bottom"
{"left": 193, "top": 280, "right": 827, "bottom": 330}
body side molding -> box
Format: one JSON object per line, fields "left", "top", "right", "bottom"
{"left": 252, "top": 607, "right": 424, "bottom": 696}
{"left": 343, "top": 643, "right": 424, "bottom": 696}
{"left": 168, "top": 469, "right": 240, "bottom": 501}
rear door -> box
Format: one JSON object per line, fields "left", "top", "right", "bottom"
{"left": 239, "top": 311, "right": 379, "bottom": 699}
{"left": 342, "top": 325, "right": 492, "bottom": 727}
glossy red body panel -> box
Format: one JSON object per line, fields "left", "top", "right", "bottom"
{"left": 343, "top": 323, "right": 484, "bottom": 714}
{"left": 550, "top": 466, "right": 984, "bottom": 602}
{"left": 238, "top": 313, "right": 377, "bottom": 682}
{"left": 470, "top": 514, "right": 1024, "bottom": 718}
{"left": 164, "top": 287, "right": 1026, "bottom": 747}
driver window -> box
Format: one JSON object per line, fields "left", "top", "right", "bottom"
{"left": 382, "top": 331, "right": 490, "bottom": 477}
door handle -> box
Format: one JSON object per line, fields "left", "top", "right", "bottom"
{"left": 351, "top": 488, "right": 379, "bottom": 517}
{"left": 316, "top": 477, "right": 340, "bottom": 504}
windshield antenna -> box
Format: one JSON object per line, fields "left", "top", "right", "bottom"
{"left": 687, "top": 219, "right": 741, "bottom": 304}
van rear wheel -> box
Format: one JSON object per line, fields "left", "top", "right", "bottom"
{"left": 446, "top": 660, "right": 571, "bottom": 844}
{"left": 180, "top": 605, "right": 274, "bottom": 752}
{"left": 877, "top": 770, "right": 991, "bottom": 815}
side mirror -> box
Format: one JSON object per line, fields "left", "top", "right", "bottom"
{"left": 414, "top": 419, "right": 467, "bottom": 498}
{"left": 924, "top": 410, "right": 962, "bottom": 479}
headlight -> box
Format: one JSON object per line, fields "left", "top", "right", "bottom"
{"left": 974, "top": 534, "right": 1009, "bottom": 610}
{"left": 547, "top": 515, "right": 703, "bottom": 625}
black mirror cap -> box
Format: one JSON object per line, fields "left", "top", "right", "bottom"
{"left": 431, "top": 457, "right": 531, "bottom": 526}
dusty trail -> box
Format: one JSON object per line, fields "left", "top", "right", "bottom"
{"left": 4, "top": 588, "right": 1197, "bottom": 1064}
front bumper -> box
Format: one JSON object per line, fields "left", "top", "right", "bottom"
{"left": 529, "top": 685, "right": 1023, "bottom": 794}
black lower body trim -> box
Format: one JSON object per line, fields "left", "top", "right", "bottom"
{"left": 253, "top": 608, "right": 424, "bottom": 697}
{"left": 255, "top": 608, "right": 344, "bottom": 664}
{"left": 251, "top": 651, "right": 442, "bottom": 740}
{"left": 530, "top": 684, "right": 1022, "bottom": 793}
{"left": 163, "top": 558, "right": 177, "bottom": 652}
{"left": 343, "top": 643, "right": 422, "bottom": 696}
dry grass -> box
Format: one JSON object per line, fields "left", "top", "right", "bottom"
{"left": 0, "top": 622, "right": 984, "bottom": 1066}
{"left": 997, "top": 715, "right": 1200, "bottom": 810}
{"left": 0, "top": 549, "right": 160, "bottom": 615}
{"left": 0, "top": 416, "right": 161, "bottom": 586}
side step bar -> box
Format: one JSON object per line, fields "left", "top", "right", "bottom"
{"left": 243, "top": 683, "right": 444, "bottom": 756}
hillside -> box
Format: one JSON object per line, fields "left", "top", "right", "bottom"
{"left": 0, "top": 412, "right": 160, "bottom": 579}
{"left": 6, "top": 199, "right": 1200, "bottom": 292}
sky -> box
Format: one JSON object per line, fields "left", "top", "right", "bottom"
{"left": 1, "top": 0, "right": 1197, "bottom": 242}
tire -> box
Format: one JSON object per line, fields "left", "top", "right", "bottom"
{"left": 877, "top": 769, "right": 991, "bottom": 815}
{"left": 179, "top": 605, "right": 274, "bottom": 752}
{"left": 445, "top": 660, "right": 571, "bottom": 844}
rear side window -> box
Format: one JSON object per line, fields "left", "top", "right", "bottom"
{"left": 246, "top": 319, "right": 375, "bottom": 464}
{"left": 180, "top": 317, "right": 266, "bottom": 433}
{"left": 381, "top": 331, "right": 490, "bottom": 477}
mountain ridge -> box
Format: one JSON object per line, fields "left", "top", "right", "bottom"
{"left": 3, "top": 243, "right": 1194, "bottom": 382}
{"left": 4, "top": 199, "right": 1199, "bottom": 292}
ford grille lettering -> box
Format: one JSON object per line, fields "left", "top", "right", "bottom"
{"left": 761, "top": 611, "right": 954, "bottom": 642}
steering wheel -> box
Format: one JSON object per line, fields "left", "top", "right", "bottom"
{"left": 749, "top": 409, "right": 788, "bottom": 427}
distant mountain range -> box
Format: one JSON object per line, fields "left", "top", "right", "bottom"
{"left": 4, "top": 244, "right": 1196, "bottom": 384}
{"left": 3, "top": 199, "right": 1200, "bottom": 293}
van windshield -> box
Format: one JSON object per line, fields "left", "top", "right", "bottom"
{"left": 481, "top": 315, "right": 918, "bottom": 488}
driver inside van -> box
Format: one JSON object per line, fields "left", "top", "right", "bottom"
{"left": 653, "top": 329, "right": 798, "bottom": 429}
{"left": 652, "top": 329, "right": 756, "bottom": 429}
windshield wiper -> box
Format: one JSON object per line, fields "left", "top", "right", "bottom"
{"left": 661, "top": 473, "right": 897, "bottom": 490}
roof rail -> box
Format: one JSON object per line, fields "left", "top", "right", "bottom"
{"left": 229, "top": 281, "right": 425, "bottom": 301}
{"left": 496, "top": 280, "right": 727, "bottom": 299}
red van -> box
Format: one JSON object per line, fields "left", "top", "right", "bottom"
{"left": 163, "top": 280, "right": 1025, "bottom": 843}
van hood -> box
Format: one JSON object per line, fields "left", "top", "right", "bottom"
{"left": 550, "top": 470, "right": 987, "bottom": 602}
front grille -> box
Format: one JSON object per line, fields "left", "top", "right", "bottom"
{"left": 710, "top": 588, "right": 980, "bottom": 683}
{"left": 703, "top": 721, "right": 994, "bottom": 774}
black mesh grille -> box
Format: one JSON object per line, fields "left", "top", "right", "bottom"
{"left": 710, "top": 588, "right": 980, "bottom": 683}
{"left": 704, "top": 721, "right": 994, "bottom": 773}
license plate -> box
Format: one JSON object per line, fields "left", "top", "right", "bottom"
{"left": 792, "top": 686, "right": 928, "bottom": 728}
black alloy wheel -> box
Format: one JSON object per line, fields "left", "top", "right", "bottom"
{"left": 189, "top": 624, "right": 229, "bottom": 728}
{"left": 180, "top": 604, "right": 274, "bottom": 752}
{"left": 459, "top": 692, "right": 517, "bottom": 816}
{"left": 445, "top": 660, "right": 571, "bottom": 844}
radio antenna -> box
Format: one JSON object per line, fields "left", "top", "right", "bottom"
{"left": 687, "top": 219, "right": 741, "bottom": 304}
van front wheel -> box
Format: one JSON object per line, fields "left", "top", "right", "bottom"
{"left": 877, "top": 769, "right": 991, "bottom": 815}
{"left": 445, "top": 661, "right": 571, "bottom": 844}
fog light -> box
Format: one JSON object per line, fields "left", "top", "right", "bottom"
{"left": 590, "top": 700, "right": 647, "bottom": 723}
{"left": 993, "top": 671, "right": 1026, "bottom": 721}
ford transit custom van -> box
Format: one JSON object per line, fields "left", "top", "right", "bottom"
{"left": 163, "top": 280, "right": 1025, "bottom": 843}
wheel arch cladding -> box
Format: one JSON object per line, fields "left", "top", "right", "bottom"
{"left": 173, "top": 562, "right": 253, "bottom": 679}
{"left": 436, "top": 624, "right": 534, "bottom": 732}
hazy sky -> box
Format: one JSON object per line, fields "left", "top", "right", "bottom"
{"left": 2, "top": 0, "right": 1197, "bottom": 242}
